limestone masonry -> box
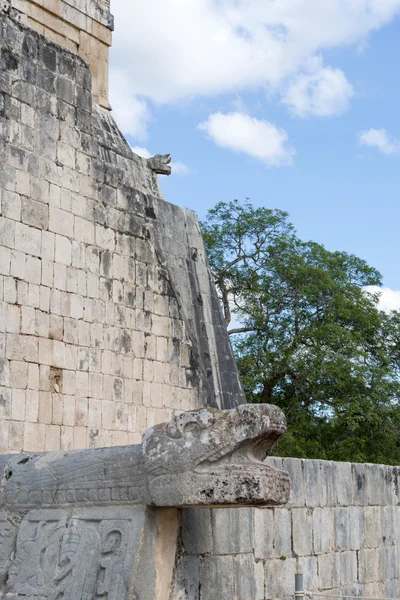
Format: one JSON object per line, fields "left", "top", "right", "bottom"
{"left": 0, "top": 6, "right": 243, "bottom": 454}
{"left": 6, "top": 0, "right": 113, "bottom": 107}
{"left": 174, "top": 458, "right": 400, "bottom": 600}
{"left": 1, "top": 1, "right": 400, "bottom": 599}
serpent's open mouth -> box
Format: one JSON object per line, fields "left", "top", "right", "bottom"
{"left": 143, "top": 404, "right": 291, "bottom": 506}
{"left": 195, "top": 428, "right": 286, "bottom": 473}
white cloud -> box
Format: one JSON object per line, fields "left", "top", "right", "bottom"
{"left": 283, "top": 65, "right": 354, "bottom": 118}
{"left": 365, "top": 286, "right": 400, "bottom": 313}
{"left": 110, "top": 0, "right": 400, "bottom": 119}
{"left": 170, "top": 161, "right": 191, "bottom": 175}
{"left": 198, "top": 112, "right": 295, "bottom": 166}
{"left": 130, "top": 147, "right": 191, "bottom": 175}
{"left": 110, "top": 72, "right": 150, "bottom": 139}
{"left": 130, "top": 146, "right": 152, "bottom": 159}
{"left": 358, "top": 128, "right": 400, "bottom": 156}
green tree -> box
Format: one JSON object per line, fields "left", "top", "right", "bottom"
{"left": 201, "top": 200, "right": 400, "bottom": 465}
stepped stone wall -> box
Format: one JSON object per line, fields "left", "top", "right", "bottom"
{"left": 4, "top": 0, "right": 113, "bottom": 107}
{"left": 173, "top": 458, "right": 400, "bottom": 600}
{"left": 0, "top": 12, "right": 244, "bottom": 454}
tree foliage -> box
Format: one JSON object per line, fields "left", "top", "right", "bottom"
{"left": 201, "top": 200, "right": 400, "bottom": 465}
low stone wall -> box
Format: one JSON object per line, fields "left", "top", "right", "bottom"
{"left": 172, "top": 458, "right": 400, "bottom": 600}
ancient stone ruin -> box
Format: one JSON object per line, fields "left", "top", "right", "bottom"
{"left": 1, "top": 1, "right": 400, "bottom": 599}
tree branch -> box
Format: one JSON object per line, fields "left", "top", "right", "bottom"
{"left": 228, "top": 327, "right": 256, "bottom": 335}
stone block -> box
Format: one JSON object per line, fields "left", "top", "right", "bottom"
{"left": 298, "top": 555, "right": 318, "bottom": 591}
{"left": 364, "top": 582, "right": 385, "bottom": 598}
{"left": 26, "top": 389, "right": 39, "bottom": 422}
{"left": 171, "top": 555, "right": 200, "bottom": 600}
{"left": 6, "top": 304, "right": 20, "bottom": 334}
{"left": 254, "top": 508, "right": 274, "bottom": 559}
{"left": 49, "top": 206, "right": 74, "bottom": 237}
{"left": 281, "top": 458, "right": 305, "bottom": 508}
{"left": 319, "top": 461, "right": 337, "bottom": 506}
{"left": 318, "top": 552, "right": 341, "bottom": 590}
{"left": 304, "top": 459, "right": 321, "bottom": 507}
{"left": 234, "top": 554, "right": 264, "bottom": 600}
{"left": 292, "top": 508, "right": 313, "bottom": 556}
{"left": 363, "top": 506, "right": 382, "bottom": 549}
{"left": 182, "top": 508, "right": 213, "bottom": 555}
{"left": 212, "top": 508, "right": 253, "bottom": 554}
{"left": 0, "top": 386, "right": 11, "bottom": 420}
{"left": 335, "top": 462, "right": 353, "bottom": 506}
{"left": 382, "top": 505, "right": 396, "bottom": 546}
{"left": 45, "top": 423, "right": 61, "bottom": 450}
{"left": 10, "top": 360, "right": 28, "bottom": 389}
{"left": 11, "top": 388, "right": 26, "bottom": 420}
{"left": 10, "top": 249, "right": 26, "bottom": 279}
{"left": 348, "top": 505, "right": 364, "bottom": 550}
{"left": 383, "top": 546, "right": 398, "bottom": 581}
{"left": 199, "top": 556, "right": 234, "bottom": 600}
{"left": 313, "top": 507, "right": 332, "bottom": 554}
{"left": 0, "top": 247, "right": 11, "bottom": 276}
{"left": 274, "top": 507, "right": 292, "bottom": 557}
{"left": 24, "top": 421, "right": 45, "bottom": 451}
{"left": 0, "top": 215, "right": 16, "bottom": 248}
{"left": 15, "top": 221, "right": 41, "bottom": 256}
{"left": 21, "top": 196, "right": 49, "bottom": 229}
{"left": 359, "top": 548, "right": 383, "bottom": 583}
{"left": 265, "top": 557, "right": 296, "bottom": 599}
{"left": 4, "top": 276, "right": 17, "bottom": 303}
{"left": 8, "top": 420, "right": 24, "bottom": 451}
{"left": 340, "top": 551, "right": 358, "bottom": 586}
{"left": 334, "top": 507, "right": 350, "bottom": 550}
{"left": 55, "top": 233, "right": 72, "bottom": 265}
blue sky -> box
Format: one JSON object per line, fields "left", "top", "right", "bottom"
{"left": 109, "top": 0, "right": 400, "bottom": 307}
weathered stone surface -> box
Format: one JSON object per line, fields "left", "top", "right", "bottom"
{"left": 199, "top": 556, "right": 235, "bottom": 600}
{"left": 254, "top": 508, "right": 274, "bottom": 559}
{"left": 282, "top": 456, "right": 305, "bottom": 507}
{"left": 0, "top": 506, "right": 177, "bottom": 600}
{"left": 0, "top": 11, "right": 246, "bottom": 456}
{"left": 363, "top": 506, "right": 382, "bottom": 549}
{"left": 181, "top": 508, "right": 213, "bottom": 555}
{"left": 313, "top": 507, "right": 332, "bottom": 554}
{"left": 318, "top": 552, "right": 341, "bottom": 590}
{"left": 298, "top": 555, "right": 318, "bottom": 591}
{"left": 334, "top": 507, "right": 350, "bottom": 550}
{"left": 172, "top": 459, "right": 400, "bottom": 600}
{"left": 1, "top": 405, "right": 289, "bottom": 510}
{"left": 292, "top": 508, "right": 313, "bottom": 556}
{"left": 264, "top": 557, "right": 296, "bottom": 599}
{"left": 304, "top": 460, "right": 320, "bottom": 507}
{"left": 0, "top": 512, "right": 16, "bottom": 588}
{"left": 142, "top": 404, "right": 290, "bottom": 507}
{"left": 170, "top": 555, "right": 200, "bottom": 600}
{"left": 211, "top": 508, "right": 253, "bottom": 554}
{"left": 147, "top": 154, "right": 172, "bottom": 176}
{"left": 273, "top": 507, "right": 292, "bottom": 557}
{"left": 234, "top": 554, "right": 264, "bottom": 600}
{"left": 348, "top": 505, "right": 364, "bottom": 550}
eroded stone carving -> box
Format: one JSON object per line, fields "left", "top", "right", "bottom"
{"left": 2, "top": 405, "right": 290, "bottom": 511}
{"left": 0, "top": 1, "right": 10, "bottom": 15}
{"left": 0, "top": 407, "right": 289, "bottom": 599}
{"left": 142, "top": 403, "right": 290, "bottom": 506}
{"left": 5, "top": 508, "right": 144, "bottom": 600}
{"left": 0, "top": 514, "right": 16, "bottom": 587}
{"left": 148, "top": 154, "right": 172, "bottom": 175}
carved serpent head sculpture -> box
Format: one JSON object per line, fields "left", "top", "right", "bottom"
{"left": 1, "top": 404, "right": 289, "bottom": 510}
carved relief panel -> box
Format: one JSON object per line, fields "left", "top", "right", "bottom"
{"left": 0, "top": 512, "right": 17, "bottom": 589}
{"left": 5, "top": 508, "right": 144, "bottom": 600}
